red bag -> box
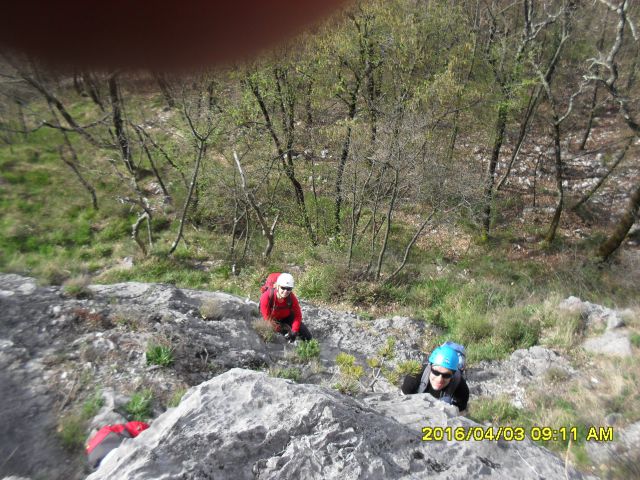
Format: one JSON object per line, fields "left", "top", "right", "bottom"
{"left": 260, "top": 272, "right": 281, "bottom": 293}
{"left": 86, "top": 421, "right": 149, "bottom": 468}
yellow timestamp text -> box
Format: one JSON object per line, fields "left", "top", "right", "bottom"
{"left": 421, "top": 426, "right": 614, "bottom": 443}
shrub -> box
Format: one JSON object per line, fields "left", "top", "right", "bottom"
{"left": 396, "top": 360, "right": 423, "bottom": 377}
{"left": 333, "top": 352, "right": 364, "bottom": 395}
{"left": 252, "top": 318, "right": 275, "bottom": 343}
{"left": 495, "top": 314, "right": 540, "bottom": 350}
{"left": 295, "top": 339, "right": 321, "bottom": 362}
{"left": 146, "top": 344, "right": 174, "bottom": 367}
{"left": 297, "top": 265, "right": 338, "bottom": 301}
{"left": 454, "top": 315, "right": 492, "bottom": 343}
{"left": 125, "top": 390, "right": 153, "bottom": 421}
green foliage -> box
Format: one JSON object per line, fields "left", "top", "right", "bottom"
{"left": 333, "top": 352, "right": 365, "bottom": 395}
{"left": 146, "top": 344, "right": 174, "bottom": 367}
{"left": 297, "top": 265, "right": 339, "bottom": 301}
{"left": 125, "top": 390, "right": 154, "bottom": 421}
{"left": 396, "top": 360, "right": 423, "bottom": 377}
{"left": 630, "top": 332, "right": 640, "bottom": 348}
{"left": 377, "top": 337, "right": 396, "bottom": 360}
{"left": 468, "top": 397, "right": 526, "bottom": 424}
{"left": 57, "top": 414, "right": 86, "bottom": 451}
{"left": 82, "top": 390, "right": 105, "bottom": 418}
{"left": 294, "top": 339, "right": 321, "bottom": 362}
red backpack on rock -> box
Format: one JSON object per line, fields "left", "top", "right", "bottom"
{"left": 86, "top": 421, "right": 149, "bottom": 468}
{"left": 260, "top": 272, "right": 292, "bottom": 310}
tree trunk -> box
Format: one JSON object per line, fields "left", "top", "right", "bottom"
{"left": 598, "top": 181, "right": 640, "bottom": 261}
{"left": 169, "top": 141, "right": 205, "bottom": 254}
{"left": 496, "top": 86, "right": 542, "bottom": 190}
{"left": 334, "top": 89, "right": 359, "bottom": 236}
{"left": 545, "top": 121, "right": 564, "bottom": 244}
{"left": 572, "top": 137, "right": 633, "bottom": 211}
{"left": 375, "top": 168, "right": 399, "bottom": 280}
{"left": 108, "top": 74, "right": 135, "bottom": 175}
{"left": 481, "top": 103, "right": 507, "bottom": 239}
{"left": 154, "top": 73, "right": 175, "bottom": 109}
{"left": 578, "top": 83, "right": 600, "bottom": 151}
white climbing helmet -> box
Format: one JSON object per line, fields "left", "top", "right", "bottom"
{"left": 276, "top": 273, "right": 295, "bottom": 289}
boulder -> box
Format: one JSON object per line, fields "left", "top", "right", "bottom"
{"left": 88, "top": 369, "right": 589, "bottom": 480}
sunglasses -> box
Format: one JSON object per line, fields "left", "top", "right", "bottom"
{"left": 279, "top": 286, "right": 293, "bottom": 291}
{"left": 430, "top": 369, "right": 453, "bottom": 379}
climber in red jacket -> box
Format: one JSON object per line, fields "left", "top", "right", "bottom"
{"left": 259, "top": 273, "right": 312, "bottom": 343}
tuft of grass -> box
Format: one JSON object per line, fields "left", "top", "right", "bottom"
{"left": 468, "top": 396, "right": 526, "bottom": 425}
{"left": 62, "top": 274, "right": 93, "bottom": 298}
{"left": 57, "top": 414, "right": 86, "bottom": 451}
{"left": 146, "top": 344, "right": 174, "bottom": 367}
{"left": 294, "top": 339, "right": 321, "bottom": 362}
{"left": 630, "top": 332, "right": 640, "bottom": 348}
{"left": 168, "top": 387, "right": 187, "bottom": 408}
{"left": 270, "top": 367, "right": 302, "bottom": 382}
{"left": 544, "top": 367, "right": 572, "bottom": 384}
{"left": 125, "top": 389, "right": 153, "bottom": 421}
{"left": 297, "top": 265, "right": 339, "bottom": 301}
{"left": 200, "top": 298, "right": 224, "bottom": 320}
{"left": 82, "top": 390, "right": 105, "bottom": 418}
{"left": 252, "top": 319, "right": 276, "bottom": 343}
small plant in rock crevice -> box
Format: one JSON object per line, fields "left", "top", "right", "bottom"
{"left": 294, "top": 339, "right": 321, "bottom": 362}
{"left": 269, "top": 367, "right": 302, "bottom": 382}
{"left": 333, "top": 352, "right": 364, "bottom": 395}
{"left": 125, "top": 389, "right": 153, "bottom": 421}
{"left": 168, "top": 387, "right": 188, "bottom": 408}
{"left": 200, "top": 298, "right": 224, "bottom": 320}
{"left": 252, "top": 318, "right": 275, "bottom": 342}
{"left": 146, "top": 343, "right": 174, "bottom": 367}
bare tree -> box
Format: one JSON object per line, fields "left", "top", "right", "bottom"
{"left": 233, "top": 150, "right": 279, "bottom": 259}
{"left": 584, "top": 0, "right": 640, "bottom": 260}
{"left": 245, "top": 68, "right": 317, "bottom": 245}
{"left": 169, "top": 85, "right": 218, "bottom": 255}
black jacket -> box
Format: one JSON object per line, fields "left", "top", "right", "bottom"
{"left": 401, "top": 365, "right": 469, "bottom": 411}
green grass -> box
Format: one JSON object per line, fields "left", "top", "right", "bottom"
{"left": 57, "top": 414, "right": 87, "bottom": 451}
{"left": 294, "top": 339, "right": 321, "bottom": 362}
{"left": 82, "top": 390, "right": 105, "bottom": 417}
{"left": 270, "top": 367, "right": 302, "bottom": 382}
{"left": 168, "top": 387, "right": 187, "bottom": 408}
{"left": 146, "top": 344, "right": 174, "bottom": 367}
{"left": 125, "top": 390, "right": 154, "bottom": 421}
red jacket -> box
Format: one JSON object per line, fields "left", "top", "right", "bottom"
{"left": 259, "top": 289, "right": 303, "bottom": 333}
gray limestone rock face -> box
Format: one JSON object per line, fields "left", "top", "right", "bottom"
{"left": 558, "top": 296, "right": 630, "bottom": 331}
{"left": 582, "top": 329, "right": 633, "bottom": 357}
{"left": 467, "top": 346, "right": 576, "bottom": 408}
{"left": 88, "top": 369, "right": 588, "bottom": 480}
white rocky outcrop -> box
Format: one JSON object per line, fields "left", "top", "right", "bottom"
{"left": 88, "top": 369, "right": 588, "bottom": 480}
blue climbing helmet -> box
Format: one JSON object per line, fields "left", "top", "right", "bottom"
{"left": 429, "top": 345, "right": 460, "bottom": 371}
